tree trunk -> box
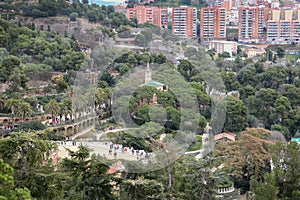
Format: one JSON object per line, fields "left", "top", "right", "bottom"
{"left": 21, "top": 146, "right": 26, "bottom": 179}
{"left": 11, "top": 107, "right": 15, "bottom": 129}
{"left": 168, "top": 168, "right": 172, "bottom": 188}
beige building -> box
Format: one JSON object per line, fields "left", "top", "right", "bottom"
{"left": 246, "top": 48, "right": 266, "bottom": 58}
{"left": 267, "top": 7, "right": 300, "bottom": 44}
{"left": 208, "top": 40, "right": 237, "bottom": 56}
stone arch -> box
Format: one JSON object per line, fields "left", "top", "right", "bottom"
{"left": 67, "top": 126, "right": 73, "bottom": 133}
{"left": 3, "top": 119, "right": 8, "bottom": 126}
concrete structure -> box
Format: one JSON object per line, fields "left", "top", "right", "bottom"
{"left": 267, "top": 7, "right": 300, "bottom": 44}
{"left": 172, "top": 6, "right": 197, "bottom": 38}
{"left": 208, "top": 40, "right": 237, "bottom": 56}
{"left": 200, "top": 6, "right": 226, "bottom": 41}
{"left": 238, "top": 5, "right": 270, "bottom": 43}
{"left": 126, "top": 6, "right": 168, "bottom": 28}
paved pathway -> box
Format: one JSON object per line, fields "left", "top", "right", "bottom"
{"left": 59, "top": 119, "right": 212, "bottom": 161}
{"left": 59, "top": 124, "right": 142, "bottom": 161}
{"left": 58, "top": 141, "right": 143, "bottom": 161}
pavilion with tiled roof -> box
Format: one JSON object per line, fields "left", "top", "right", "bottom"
{"left": 140, "top": 63, "right": 167, "bottom": 91}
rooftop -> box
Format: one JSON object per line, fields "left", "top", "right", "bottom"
{"left": 140, "top": 80, "right": 165, "bottom": 87}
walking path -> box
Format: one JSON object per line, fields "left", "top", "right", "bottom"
{"left": 58, "top": 122, "right": 144, "bottom": 161}
{"left": 58, "top": 117, "right": 212, "bottom": 161}
{"left": 58, "top": 141, "right": 140, "bottom": 161}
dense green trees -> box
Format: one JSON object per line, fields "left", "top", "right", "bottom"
{"left": 270, "top": 141, "right": 300, "bottom": 199}
{"left": 61, "top": 146, "right": 116, "bottom": 200}
{"left": 0, "top": 18, "right": 84, "bottom": 74}
{"left": 223, "top": 96, "right": 248, "bottom": 132}
{"left": 217, "top": 57, "right": 300, "bottom": 138}
{"left": 250, "top": 141, "right": 300, "bottom": 199}
{"left": 250, "top": 172, "right": 279, "bottom": 200}
{"left": 0, "top": 159, "right": 33, "bottom": 200}
{"left": 0, "top": 132, "right": 54, "bottom": 180}
{"left": 20, "top": 0, "right": 135, "bottom": 28}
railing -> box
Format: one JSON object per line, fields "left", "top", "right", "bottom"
{"left": 216, "top": 185, "right": 235, "bottom": 194}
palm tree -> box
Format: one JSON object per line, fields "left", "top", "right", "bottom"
{"left": 5, "top": 98, "right": 20, "bottom": 128}
{"left": 104, "top": 87, "right": 112, "bottom": 112}
{"left": 95, "top": 88, "right": 108, "bottom": 111}
{"left": 0, "top": 98, "right": 4, "bottom": 110}
{"left": 60, "top": 98, "right": 73, "bottom": 123}
{"left": 16, "top": 102, "right": 32, "bottom": 122}
{"left": 44, "top": 99, "right": 60, "bottom": 124}
{"left": 73, "top": 88, "right": 87, "bottom": 120}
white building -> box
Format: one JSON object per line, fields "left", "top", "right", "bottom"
{"left": 208, "top": 40, "right": 238, "bottom": 56}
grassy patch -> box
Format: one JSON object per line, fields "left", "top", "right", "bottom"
{"left": 285, "top": 54, "right": 299, "bottom": 62}
{"left": 187, "top": 135, "right": 202, "bottom": 151}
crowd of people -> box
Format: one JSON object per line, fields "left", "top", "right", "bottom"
{"left": 105, "top": 142, "right": 149, "bottom": 160}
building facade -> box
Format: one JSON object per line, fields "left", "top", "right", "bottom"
{"left": 267, "top": 7, "right": 300, "bottom": 44}
{"left": 208, "top": 40, "right": 238, "bottom": 56}
{"left": 238, "top": 6, "right": 269, "bottom": 43}
{"left": 172, "top": 6, "right": 197, "bottom": 38}
{"left": 200, "top": 6, "right": 226, "bottom": 41}
{"left": 126, "top": 6, "right": 168, "bottom": 28}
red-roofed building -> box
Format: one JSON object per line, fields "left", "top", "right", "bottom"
{"left": 214, "top": 132, "right": 237, "bottom": 141}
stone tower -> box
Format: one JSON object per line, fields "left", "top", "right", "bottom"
{"left": 145, "top": 62, "right": 152, "bottom": 83}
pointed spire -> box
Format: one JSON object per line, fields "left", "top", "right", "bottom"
{"left": 145, "top": 62, "right": 152, "bottom": 83}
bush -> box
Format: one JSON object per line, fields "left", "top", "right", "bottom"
{"left": 19, "top": 120, "right": 46, "bottom": 131}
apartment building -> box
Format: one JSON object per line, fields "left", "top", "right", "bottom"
{"left": 200, "top": 6, "right": 226, "bottom": 41}
{"left": 126, "top": 6, "right": 168, "bottom": 28}
{"left": 267, "top": 7, "right": 300, "bottom": 44}
{"left": 238, "top": 6, "right": 270, "bottom": 43}
{"left": 172, "top": 7, "right": 197, "bottom": 38}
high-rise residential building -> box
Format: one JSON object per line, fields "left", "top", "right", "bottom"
{"left": 172, "top": 7, "right": 197, "bottom": 38}
{"left": 200, "top": 6, "right": 226, "bottom": 41}
{"left": 126, "top": 6, "right": 168, "bottom": 28}
{"left": 267, "top": 7, "right": 300, "bottom": 44}
{"left": 238, "top": 6, "right": 270, "bottom": 43}
{"left": 216, "top": 0, "right": 241, "bottom": 9}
